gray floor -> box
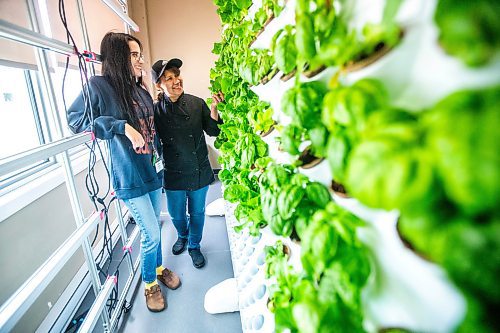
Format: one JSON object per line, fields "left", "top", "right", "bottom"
{"left": 117, "top": 180, "right": 242, "bottom": 333}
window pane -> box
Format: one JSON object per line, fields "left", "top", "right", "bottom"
{"left": 0, "top": 0, "right": 37, "bottom": 66}
{"left": 0, "top": 65, "right": 42, "bottom": 159}
{"left": 52, "top": 67, "right": 85, "bottom": 137}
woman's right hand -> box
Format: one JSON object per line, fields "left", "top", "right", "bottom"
{"left": 125, "top": 123, "right": 145, "bottom": 153}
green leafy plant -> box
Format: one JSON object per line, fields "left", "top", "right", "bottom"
{"left": 209, "top": 20, "right": 270, "bottom": 238}
{"left": 435, "top": 0, "right": 500, "bottom": 67}
{"left": 214, "top": 0, "right": 253, "bottom": 24}
{"left": 298, "top": 203, "right": 370, "bottom": 332}
{"left": 259, "top": 163, "right": 332, "bottom": 238}
{"left": 424, "top": 86, "right": 500, "bottom": 216}
{"left": 322, "top": 78, "right": 389, "bottom": 183}
{"left": 345, "top": 109, "right": 436, "bottom": 212}
{"left": 265, "top": 201, "right": 371, "bottom": 333}
{"left": 247, "top": 102, "right": 275, "bottom": 135}
{"left": 301, "top": 202, "right": 369, "bottom": 281}
{"left": 399, "top": 210, "right": 500, "bottom": 332}
{"left": 271, "top": 25, "right": 298, "bottom": 75}
{"left": 252, "top": 0, "right": 287, "bottom": 33}
{"left": 395, "top": 86, "right": 500, "bottom": 331}
{"left": 265, "top": 241, "right": 301, "bottom": 331}
{"left": 295, "top": 0, "right": 403, "bottom": 71}
{"left": 355, "top": 0, "right": 402, "bottom": 62}
{"left": 278, "top": 124, "right": 303, "bottom": 155}
{"left": 212, "top": 1, "right": 500, "bottom": 332}
{"left": 239, "top": 48, "right": 278, "bottom": 86}
{"left": 281, "top": 80, "right": 329, "bottom": 157}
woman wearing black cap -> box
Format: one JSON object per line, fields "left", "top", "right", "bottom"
{"left": 152, "top": 58, "right": 224, "bottom": 268}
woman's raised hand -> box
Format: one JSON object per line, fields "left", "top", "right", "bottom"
{"left": 212, "top": 91, "right": 224, "bottom": 103}
{"left": 210, "top": 92, "right": 224, "bottom": 109}
{"left": 210, "top": 92, "right": 224, "bottom": 119}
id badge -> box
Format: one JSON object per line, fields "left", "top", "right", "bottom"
{"left": 152, "top": 148, "right": 163, "bottom": 173}
{"left": 155, "top": 159, "right": 164, "bottom": 173}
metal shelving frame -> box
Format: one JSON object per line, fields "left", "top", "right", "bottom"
{"left": 0, "top": 1, "right": 141, "bottom": 332}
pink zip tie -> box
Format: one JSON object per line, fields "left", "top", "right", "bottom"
{"left": 84, "top": 131, "right": 95, "bottom": 141}
{"left": 123, "top": 246, "right": 132, "bottom": 254}
{"left": 100, "top": 210, "right": 105, "bottom": 220}
{"left": 107, "top": 275, "right": 118, "bottom": 285}
{"left": 82, "top": 50, "right": 100, "bottom": 63}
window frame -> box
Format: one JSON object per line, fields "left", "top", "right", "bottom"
{"left": 0, "top": 65, "right": 57, "bottom": 191}
{"left": 0, "top": 64, "right": 92, "bottom": 198}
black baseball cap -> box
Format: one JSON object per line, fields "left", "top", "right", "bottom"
{"left": 151, "top": 58, "right": 183, "bottom": 83}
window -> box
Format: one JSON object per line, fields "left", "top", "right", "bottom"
{"left": 0, "top": 65, "right": 46, "bottom": 159}
{"left": 0, "top": 65, "right": 55, "bottom": 190}
{"left": 0, "top": 0, "right": 123, "bottom": 198}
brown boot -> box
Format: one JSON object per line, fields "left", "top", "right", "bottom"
{"left": 144, "top": 284, "right": 166, "bottom": 312}
{"left": 157, "top": 268, "right": 181, "bottom": 290}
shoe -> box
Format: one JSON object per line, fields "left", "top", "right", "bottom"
{"left": 172, "top": 237, "right": 187, "bottom": 255}
{"left": 144, "top": 284, "right": 166, "bottom": 312}
{"left": 157, "top": 268, "right": 181, "bottom": 290}
{"left": 188, "top": 248, "right": 205, "bottom": 268}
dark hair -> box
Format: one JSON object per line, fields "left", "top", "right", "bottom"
{"left": 100, "top": 32, "right": 145, "bottom": 133}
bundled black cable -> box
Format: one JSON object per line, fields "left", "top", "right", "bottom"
{"left": 58, "top": 0, "right": 132, "bottom": 328}
{"left": 94, "top": 197, "right": 117, "bottom": 276}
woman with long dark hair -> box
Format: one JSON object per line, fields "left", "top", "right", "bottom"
{"left": 67, "top": 32, "right": 180, "bottom": 312}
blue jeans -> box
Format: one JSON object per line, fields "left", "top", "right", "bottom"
{"left": 123, "top": 188, "right": 162, "bottom": 283}
{"left": 166, "top": 185, "right": 209, "bottom": 250}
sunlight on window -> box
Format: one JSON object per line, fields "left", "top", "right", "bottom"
{"left": 0, "top": 65, "right": 41, "bottom": 159}
{"left": 53, "top": 67, "right": 85, "bottom": 136}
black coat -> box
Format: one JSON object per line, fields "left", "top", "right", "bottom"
{"left": 154, "top": 93, "right": 222, "bottom": 191}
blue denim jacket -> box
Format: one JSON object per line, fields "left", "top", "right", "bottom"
{"left": 67, "top": 76, "right": 163, "bottom": 200}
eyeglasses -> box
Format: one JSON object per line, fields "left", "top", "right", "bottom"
{"left": 130, "top": 52, "right": 144, "bottom": 61}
